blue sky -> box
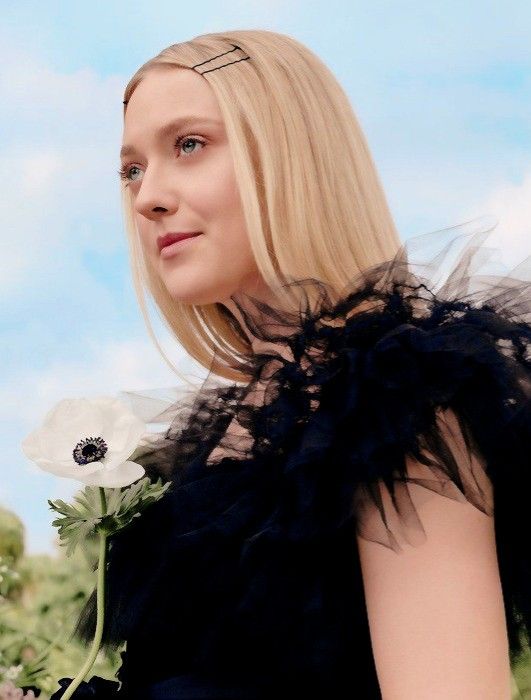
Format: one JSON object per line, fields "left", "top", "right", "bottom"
{"left": 2, "top": 0, "right": 530, "bottom": 555}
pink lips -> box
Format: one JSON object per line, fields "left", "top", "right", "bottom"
{"left": 157, "top": 232, "right": 202, "bottom": 252}
{"left": 158, "top": 232, "right": 203, "bottom": 259}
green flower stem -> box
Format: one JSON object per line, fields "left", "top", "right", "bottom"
{"left": 61, "top": 487, "right": 108, "bottom": 700}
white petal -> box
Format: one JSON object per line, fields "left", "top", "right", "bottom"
{"left": 98, "top": 396, "right": 131, "bottom": 422}
{"left": 106, "top": 412, "right": 146, "bottom": 453}
{"left": 45, "top": 398, "right": 104, "bottom": 439}
{"left": 22, "top": 396, "right": 147, "bottom": 482}
{"left": 21, "top": 432, "right": 85, "bottom": 476}
{"left": 102, "top": 431, "right": 148, "bottom": 471}
{"left": 96, "top": 397, "right": 139, "bottom": 436}
{"left": 21, "top": 430, "right": 41, "bottom": 461}
{"left": 33, "top": 456, "right": 104, "bottom": 480}
{"left": 35, "top": 400, "right": 104, "bottom": 462}
{"left": 98, "top": 449, "right": 134, "bottom": 471}
{"left": 80, "top": 461, "right": 146, "bottom": 488}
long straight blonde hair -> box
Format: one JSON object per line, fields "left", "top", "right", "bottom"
{"left": 121, "top": 29, "right": 402, "bottom": 384}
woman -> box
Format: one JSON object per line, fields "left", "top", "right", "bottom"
{"left": 53, "top": 30, "right": 530, "bottom": 699}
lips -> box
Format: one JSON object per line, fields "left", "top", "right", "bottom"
{"left": 157, "top": 232, "right": 202, "bottom": 252}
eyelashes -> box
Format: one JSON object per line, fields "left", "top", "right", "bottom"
{"left": 117, "top": 134, "right": 207, "bottom": 186}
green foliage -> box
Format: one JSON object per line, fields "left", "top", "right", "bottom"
{"left": 0, "top": 555, "right": 22, "bottom": 599}
{"left": 512, "top": 647, "right": 531, "bottom": 699}
{"left": 0, "top": 479, "right": 171, "bottom": 696}
{"left": 0, "top": 536, "right": 122, "bottom": 698}
{"left": 0, "top": 506, "right": 25, "bottom": 562}
{"left": 49, "top": 477, "right": 171, "bottom": 557}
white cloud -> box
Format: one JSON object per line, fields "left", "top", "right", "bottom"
{"left": 0, "top": 44, "right": 126, "bottom": 296}
{"left": 462, "top": 171, "right": 531, "bottom": 269}
{"left": 1, "top": 334, "right": 207, "bottom": 430}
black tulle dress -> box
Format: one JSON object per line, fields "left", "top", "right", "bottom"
{"left": 52, "top": 217, "right": 531, "bottom": 699}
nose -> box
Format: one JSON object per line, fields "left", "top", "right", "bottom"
{"left": 132, "top": 161, "right": 179, "bottom": 220}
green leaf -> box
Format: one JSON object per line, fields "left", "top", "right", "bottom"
{"left": 48, "top": 477, "right": 171, "bottom": 556}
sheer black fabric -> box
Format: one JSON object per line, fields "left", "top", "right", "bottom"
{"left": 56, "top": 217, "right": 530, "bottom": 699}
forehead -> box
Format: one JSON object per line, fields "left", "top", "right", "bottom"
{"left": 121, "top": 68, "right": 222, "bottom": 152}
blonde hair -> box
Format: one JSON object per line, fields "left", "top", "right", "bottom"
{"left": 121, "top": 29, "right": 402, "bottom": 384}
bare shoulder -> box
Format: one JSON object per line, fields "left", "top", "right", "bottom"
{"left": 356, "top": 411, "right": 512, "bottom": 699}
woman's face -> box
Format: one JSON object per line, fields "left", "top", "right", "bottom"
{"left": 120, "top": 66, "right": 270, "bottom": 308}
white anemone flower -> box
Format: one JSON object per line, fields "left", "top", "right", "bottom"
{"left": 21, "top": 396, "right": 147, "bottom": 488}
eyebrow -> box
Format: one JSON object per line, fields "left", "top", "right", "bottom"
{"left": 120, "top": 116, "right": 222, "bottom": 159}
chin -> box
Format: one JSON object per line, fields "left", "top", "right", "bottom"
{"left": 164, "top": 284, "right": 230, "bottom": 307}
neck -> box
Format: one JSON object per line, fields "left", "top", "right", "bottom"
{"left": 218, "top": 283, "right": 299, "bottom": 362}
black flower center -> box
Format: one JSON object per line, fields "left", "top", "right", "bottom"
{"left": 73, "top": 436, "right": 108, "bottom": 465}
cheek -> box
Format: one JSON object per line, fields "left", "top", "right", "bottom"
{"left": 207, "top": 169, "right": 240, "bottom": 217}
{"left": 202, "top": 172, "right": 250, "bottom": 243}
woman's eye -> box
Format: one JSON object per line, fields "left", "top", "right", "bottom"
{"left": 177, "top": 136, "right": 205, "bottom": 156}
{"left": 117, "top": 134, "right": 206, "bottom": 186}
{"left": 118, "top": 165, "right": 141, "bottom": 183}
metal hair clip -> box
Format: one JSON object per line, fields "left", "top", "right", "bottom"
{"left": 123, "top": 44, "right": 250, "bottom": 104}
{"left": 191, "top": 43, "right": 251, "bottom": 75}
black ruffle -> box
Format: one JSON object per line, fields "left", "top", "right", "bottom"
{"left": 73, "top": 216, "right": 530, "bottom": 696}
